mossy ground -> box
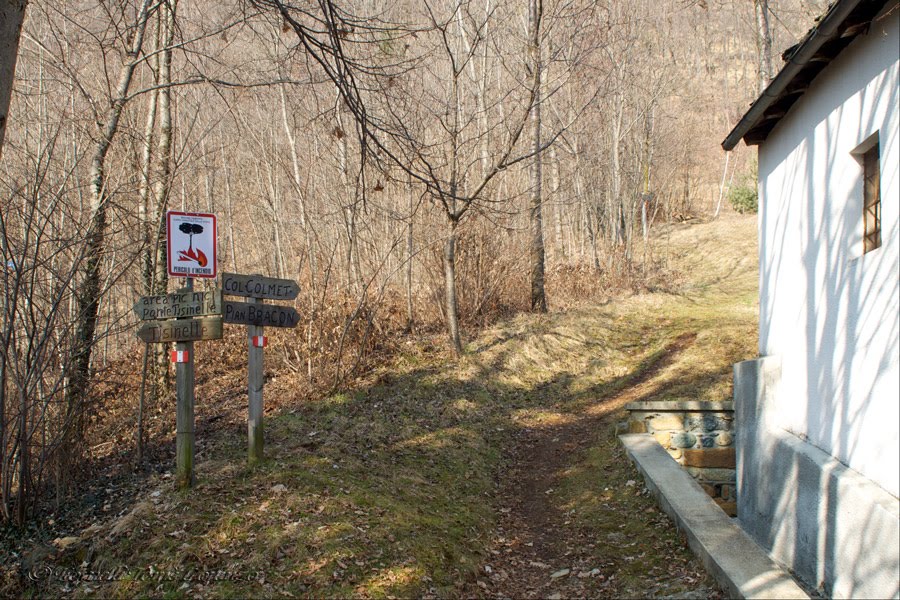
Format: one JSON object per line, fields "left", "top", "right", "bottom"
{"left": 12, "top": 213, "right": 757, "bottom": 598}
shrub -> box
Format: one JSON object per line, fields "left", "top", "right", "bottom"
{"left": 728, "top": 183, "right": 758, "bottom": 214}
{"left": 728, "top": 161, "right": 758, "bottom": 214}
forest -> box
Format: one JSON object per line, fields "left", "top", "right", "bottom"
{"left": 0, "top": 0, "right": 822, "bottom": 527}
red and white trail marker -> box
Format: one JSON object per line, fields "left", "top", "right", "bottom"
{"left": 170, "top": 350, "right": 190, "bottom": 363}
{"left": 252, "top": 336, "right": 268, "bottom": 348}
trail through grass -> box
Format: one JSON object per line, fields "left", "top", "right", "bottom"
{"left": 12, "top": 213, "right": 758, "bottom": 599}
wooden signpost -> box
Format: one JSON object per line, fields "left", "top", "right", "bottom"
{"left": 173, "top": 283, "right": 196, "bottom": 490}
{"left": 134, "top": 282, "right": 223, "bottom": 488}
{"left": 132, "top": 211, "right": 221, "bottom": 490}
{"left": 133, "top": 243, "right": 301, "bottom": 485}
{"left": 221, "top": 273, "right": 299, "bottom": 464}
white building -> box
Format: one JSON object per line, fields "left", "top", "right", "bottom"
{"left": 723, "top": 0, "right": 899, "bottom": 597}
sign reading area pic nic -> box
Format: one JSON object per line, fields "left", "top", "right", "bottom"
{"left": 167, "top": 211, "right": 217, "bottom": 278}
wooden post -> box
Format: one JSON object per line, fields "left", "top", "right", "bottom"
{"left": 175, "top": 278, "right": 195, "bottom": 489}
{"left": 136, "top": 342, "right": 149, "bottom": 466}
{"left": 247, "top": 296, "right": 264, "bottom": 464}
{"left": 221, "top": 272, "right": 298, "bottom": 465}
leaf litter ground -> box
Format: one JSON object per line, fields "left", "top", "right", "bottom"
{"left": 7, "top": 213, "right": 757, "bottom": 599}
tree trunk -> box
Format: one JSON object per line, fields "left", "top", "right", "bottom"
{"left": 444, "top": 33, "right": 464, "bottom": 356}
{"left": 152, "top": 1, "right": 176, "bottom": 399}
{"left": 754, "top": 0, "right": 773, "bottom": 95}
{"left": 444, "top": 218, "right": 462, "bottom": 354}
{"left": 337, "top": 111, "right": 359, "bottom": 291}
{"left": 280, "top": 83, "right": 316, "bottom": 287}
{"left": 140, "top": 13, "right": 159, "bottom": 294}
{"left": 405, "top": 183, "right": 415, "bottom": 333}
{"left": 528, "top": 0, "right": 547, "bottom": 313}
{"left": 641, "top": 106, "right": 654, "bottom": 242}
{"left": 153, "top": 1, "right": 174, "bottom": 295}
{"left": 550, "top": 145, "right": 564, "bottom": 262}
{"left": 221, "top": 140, "right": 237, "bottom": 272}
{"left": 16, "top": 385, "right": 27, "bottom": 526}
{"left": 65, "top": 0, "right": 153, "bottom": 438}
{"left": 456, "top": 1, "right": 491, "bottom": 179}
{"left": 714, "top": 151, "right": 731, "bottom": 219}
{"left": 0, "top": 0, "right": 27, "bottom": 161}
{"left": 0, "top": 317, "right": 9, "bottom": 522}
{"left": 611, "top": 87, "right": 624, "bottom": 253}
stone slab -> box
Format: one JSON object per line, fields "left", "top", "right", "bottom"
{"left": 686, "top": 466, "right": 736, "bottom": 483}
{"left": 684, "top": 448, "right": 736, "bottom": 468}
{"left": 649, "top": 414, "right": 684, "bottom": 431}
{"left": 619, "top": 433, "right": 808, "bottom": 599}
{"left": 715, "top": 499, "right": 738, "bottom": 517}
{"left": 628, "top": 420, "right": 647, "bottom": 434}
{"left": 671, "top": 432, "right": 698, "bottom": 448}
{"left": 653, "top": 431, "right": 672, "bottom": 447}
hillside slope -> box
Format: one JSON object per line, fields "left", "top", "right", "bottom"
{"left": 7, "top": 213, "right": 759, "bottom": 599}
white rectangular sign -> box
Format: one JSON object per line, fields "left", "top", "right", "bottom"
{"left": 167, "top": 211, "right": 217, "bottom": 279}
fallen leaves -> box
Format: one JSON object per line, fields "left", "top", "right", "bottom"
{"left": 52, "top": 537, "right": 80, "bottom": 549}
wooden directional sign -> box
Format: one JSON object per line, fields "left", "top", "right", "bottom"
{"left": 136, "top": 317, "right": 223, "bottom": 343}
{"left": 134, "top": 289, "right": 222, "bottom": 321}
{"left": 223, "top": 300, "right": 299, "bottom": 328}
{"left": 222, "top": 273, "right": 299, "bottom": 301}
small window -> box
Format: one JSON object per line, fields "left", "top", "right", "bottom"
{"left": 854, "top": 134, "right": 881, "bottom": 255}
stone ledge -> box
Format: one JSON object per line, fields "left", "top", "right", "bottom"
{"left": 626, "top": 400, "right": 734, "bottom": 412}
{"left": 684, "top": 447, "right": 736, "bottom": 468}
{"left": 619, "top": 433, "right": 808, "bottom": 599}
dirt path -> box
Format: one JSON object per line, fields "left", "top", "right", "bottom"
{"left": 464, "top": 333, "right": 719, "bottom": 599}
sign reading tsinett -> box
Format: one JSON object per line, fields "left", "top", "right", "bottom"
{"left": 222, "top": 273, "right": 299, "bottom": 300}
{"left": 136, "top": 317, "right": 223, "bottom": 343}
{"left": 134, "top": 290, "right": 222, "bottom": 321}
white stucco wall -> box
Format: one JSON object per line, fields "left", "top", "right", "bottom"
{"left": 758, "top": 7, "right": 899, "bottom": 498}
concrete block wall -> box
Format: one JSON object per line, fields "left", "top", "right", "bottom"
{"left": 626, "top": 401, "right": 736, "bottom": 516}
{"left": 734, "top": 356, "right": 900, "bottom": 599}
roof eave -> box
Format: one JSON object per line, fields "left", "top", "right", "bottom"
{"left": 722, "top": 0, "right": 872, "bottom": 151}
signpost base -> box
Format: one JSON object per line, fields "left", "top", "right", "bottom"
{"left": 248, "top": 297, "right": 264, "bottom": 464}
{"left": 175, "top": 280, "right": 196, "bottom": 489}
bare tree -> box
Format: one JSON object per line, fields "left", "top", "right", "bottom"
{"left": 256, "top": 0, "right": 548, "bottom": 353}
{"left": 528, "top": 0, "right": 547, "bottom": 312}
{"left": 754, "top": 0, "right": 774, "bottom": 94}
{"left": 1, "top": 124, "right": 89, "bottom": 524}
{"left": 65, "top": 0, "right": 154, "bottom": 440}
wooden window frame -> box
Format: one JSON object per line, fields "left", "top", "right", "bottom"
{"left": 854, "top": 133, "right": 881, "bottom": 255}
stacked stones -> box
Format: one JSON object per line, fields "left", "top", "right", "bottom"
{"left": 625, "top": 401, "right": 737, "bottom": 517}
